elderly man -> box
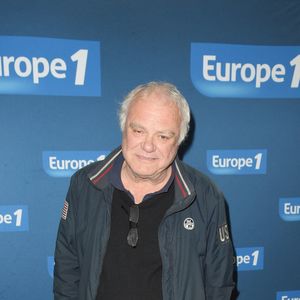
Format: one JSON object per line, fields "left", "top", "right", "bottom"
{"left": 53, "top": 82, "right": 234, "bottom": 300}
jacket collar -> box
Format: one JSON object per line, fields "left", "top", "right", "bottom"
{"left": 88, "top": 146, "right": 122, "bottom": 188}
{"left": 174, "top": 160, "right": 192, "bottom": 198}
{"left": 87, "top": 146, "right": 194, "bottom": 200}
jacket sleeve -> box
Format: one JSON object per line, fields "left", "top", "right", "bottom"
{"left": 204, "top": 185, "right": 234, "bottom": 300}
{"left": 53, "top": 175, "right": 80, "bottom": 300}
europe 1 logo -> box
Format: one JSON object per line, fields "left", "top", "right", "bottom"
{"left": 0, "top": 205, "right": 29, "bottom": 232}
{"left": 0, "top": 36, "right": 101, "bottom": 96}
{"left": 234, "top": 247, "right": 264, "bottom": 271}
{"left": 191, "top": 43, "right": 300, "bottom": 98}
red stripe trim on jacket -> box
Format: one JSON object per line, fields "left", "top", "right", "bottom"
{"left": 175, "top": 174, "right": 188, "bottom": 198}
{"left": 92, "top": 163, "right": 114, "bottom": 184}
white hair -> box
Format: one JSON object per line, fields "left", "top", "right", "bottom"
{"left": 118, "top": 82, "right": 190, "bottom": 144}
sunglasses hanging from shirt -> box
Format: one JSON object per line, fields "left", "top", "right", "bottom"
{"left": 127, "top": 204, "right": 139, "bottom": 247}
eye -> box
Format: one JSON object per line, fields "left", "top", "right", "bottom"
{"left": 133, "top": 128, "right": 143, "bottom": 135}
{"left": 159, "top": 135, "right": 170, "bottom": 140}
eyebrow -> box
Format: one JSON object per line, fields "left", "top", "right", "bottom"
{"left": 129, "top": 122, "right": 176, "bottom": 136}
{"left": 129, "top": 122, "right": 145, "bottom": 130}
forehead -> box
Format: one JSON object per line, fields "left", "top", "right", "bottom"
{"left": 126, "top": 94, "right": 181, "bottom": 135}
{"left": 128, "top": 91, "right": 180, "bottom": 118}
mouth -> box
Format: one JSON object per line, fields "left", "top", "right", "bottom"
{"left": 136, "top": 154, "right": 158, "bottom": 161}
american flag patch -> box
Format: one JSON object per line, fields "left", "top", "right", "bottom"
{"left": 61, "top": 200, "right": 69, "bottom": 220}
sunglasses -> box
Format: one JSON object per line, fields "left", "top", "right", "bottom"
{"left": 127, "top": 204, "right": 139, "bottom": 247}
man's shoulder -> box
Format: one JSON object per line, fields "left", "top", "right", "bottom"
{"left": 179, "top": 160, "right": 211, "bottom": 187}
{"left": 178, "top": 160, "right": 224, "bottom": 198}
{"left": 70, "top": 159, "right": 104, "bottom": 183}
{"left": 77, "top": 158, "right": 106, "bottom": 177}
{"left": 70, "top": 147, "right": 121, "bottom": 184}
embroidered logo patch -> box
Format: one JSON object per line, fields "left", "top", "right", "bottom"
{"left": 61, "top": 200, "right": 69, "bottom": 220}
{"left": 183, "top": 218, "right": 195, "bottom": 230}
{"left": 218, "top": 224, "right": 230, "bottom": 243}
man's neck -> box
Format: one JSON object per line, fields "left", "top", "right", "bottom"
{"left": 121, "top": 163, "right": 172, "bottom": 204}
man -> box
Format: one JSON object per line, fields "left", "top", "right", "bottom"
{"left": 53, "top": 82, "right": 234, "bottom": 300}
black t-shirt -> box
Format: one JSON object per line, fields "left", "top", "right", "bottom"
{"left": 96, "top": 183, "right": 174, "bottom": 300}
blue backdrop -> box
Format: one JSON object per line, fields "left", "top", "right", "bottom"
{"left": 0, "top": 1, "right": 299, "bottom": 299}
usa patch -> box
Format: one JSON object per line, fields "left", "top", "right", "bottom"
{"left": 218, "top": 224, "right": 230, "bottom": 243}
{"left": 61, "top": 200, "right": 69, "bottom": 220}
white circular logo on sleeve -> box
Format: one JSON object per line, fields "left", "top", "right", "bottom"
{"left": 183, "top": 218, "right": 195, "bottom": 230}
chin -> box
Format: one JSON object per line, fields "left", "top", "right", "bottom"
{"left": 132, "top": 166, "right": 158, "bottom": 178}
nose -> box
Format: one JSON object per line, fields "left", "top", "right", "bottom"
{"left": 141, "top": 134, "right": 156, "bottom": 153}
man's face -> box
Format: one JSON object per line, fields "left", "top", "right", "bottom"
{"left": 122, "top": 91, "right": 181, "bottom": 181}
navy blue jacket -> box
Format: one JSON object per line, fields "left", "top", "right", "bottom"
{"left": 54, "top": 147, "right": 234, "bottom": 300}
